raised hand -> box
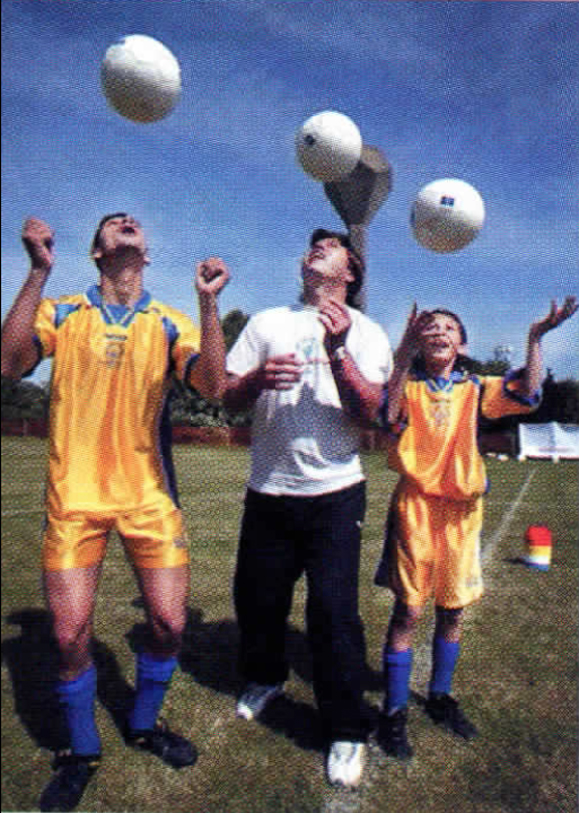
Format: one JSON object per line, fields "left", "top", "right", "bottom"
{"left": 318, "top": 298, "right": 352, "bottom": 355}
{"left": 530, "top": 296, "right": 578, "bottom": 339}
{"left": 22, "top": 217, "right": 54, "bottom": 273}
{"left": 195, "top": 256, "right": 230, "bottom": 297}
{"left": 396, "top": 303, "right": 434, "bottom": 364}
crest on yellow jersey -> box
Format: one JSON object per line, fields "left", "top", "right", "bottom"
{"left": 430, "top": 399, "right": 452, "bottom": 428}
{"left": 104, "top": 335, "right": 127, "bottom": 368}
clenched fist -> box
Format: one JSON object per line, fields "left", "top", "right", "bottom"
{"left": 195, "top": 256, "right": 230, "bottom": 298}
{"left": 22, "top": 217, "right": 54, "bottom": 273}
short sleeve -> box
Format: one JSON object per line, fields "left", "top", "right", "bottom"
{"left": 226, "top": 316, "right": 266, "bottom": 377}
{"left": 33, "top": 298, "right": 58, "bottom": 359}
{"left": 481, "top": 371, "right": 541, "bottom": 420}
{"left": 167, "top": 311, "right": 201, "bottom": 384}
{"left": 351, "top": 317, "right": 393, "bottom": 385}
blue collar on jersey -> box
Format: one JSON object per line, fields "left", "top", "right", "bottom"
{"left": 86, "top": 285, "right": 152, "bottom": 326}
{"left": 416, "top": 369, "right": 466, "bottom": 392}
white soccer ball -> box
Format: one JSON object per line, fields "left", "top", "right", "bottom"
{"left": 411, "top": 178, "right": 485, "bottom": 253}
{"left": 296, "top": 111, "right": 363, "bottom": 182}
{"left": 101, "top": 34, "right": 181, "bottom": 123}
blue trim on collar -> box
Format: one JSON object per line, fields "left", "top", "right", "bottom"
{"left": 416, "top": 369, "right": 466, "bottom": 392}
{"left": 105, "top": 303, "right": 131, "bottom": 322}
{"left": 86, "top": 285, "right": 152, "bottom": 325}
{"left": 87, "top": 285, "right": 104, "bottom": 308}
{"left": 86, "top": 285, "right": 152, "bottom": 310}
{"left": 54, "top": 302, "right": 81, "bottom": 328}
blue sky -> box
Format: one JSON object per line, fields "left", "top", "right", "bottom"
{"left": 2, "top": 0, "right": 578, "bottom": 382}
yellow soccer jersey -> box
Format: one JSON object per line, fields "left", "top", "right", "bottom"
{"left": 31, "top": 286, "right": 201, "bottom": 515}
{"left": 383, "top": 370, "right": 539, "bottom": 500}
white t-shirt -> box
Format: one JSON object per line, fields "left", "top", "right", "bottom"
{"left": 227, "top": 303, "right": 392, "bottom": 496}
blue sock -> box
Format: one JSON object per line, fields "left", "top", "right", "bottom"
{"left": 129, "top": 652, "right": 178, "bottom": 733}
{"left": 429, "top": 637, "right": 460, "bottom": 696}
{"left": 56, "top": 665, "right": 101, "bottom": 756}
{"left": 383, "top": 646, "right": 413, "bottom": 715}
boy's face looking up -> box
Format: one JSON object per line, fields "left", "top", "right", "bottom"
{"left": 419, "top": 311, "right": 467, "bottom": 376}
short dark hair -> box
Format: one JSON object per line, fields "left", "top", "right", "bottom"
{"left": 309, "top": 229, "right": 364, "bottom": 307}
{"left": 90, "top": 212, "right": 129, "bottom": 258}
{"left": 91, "top": 212, "right": 142, "bottom": 272}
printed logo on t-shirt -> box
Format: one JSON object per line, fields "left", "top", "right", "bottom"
{"left": 295, "top": 336, "right": 327, "bottom": 380}
{"left": 296, "top": 336, "right": 318, "bottom": 362}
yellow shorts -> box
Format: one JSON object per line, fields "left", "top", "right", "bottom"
{"left": 42, "top": 501, "right": 190, "bottom": 571}
{"left": 374, "top": 481, "right": 484, "bottom": 608}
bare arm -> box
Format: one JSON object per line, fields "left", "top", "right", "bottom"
{"left": 523, "top": 296, "right": 578, "bottom": 397}
{"left": 319, "top": 299, "right": 385, "bottom": 425}
{"left": 189, "top": 257, "right": 230, "bottom": 401}
{"left": 385, "top": 305, "right": 434, "bottom": 424}
{"left": 1, "top": 218, "right": 54, "bottom": 380}
{"left": 327, "top": 351, "right": 384, "bottom": 425}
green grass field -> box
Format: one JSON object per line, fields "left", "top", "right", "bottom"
{"left": 1, "top": 436, "right": 578, "bottom": 813}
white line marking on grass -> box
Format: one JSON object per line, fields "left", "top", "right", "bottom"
{"left": 481, "top": 470, "right": 536, "bottom": 566}
{"left": 320, "top": 472, "right": 538, "bottom": 811}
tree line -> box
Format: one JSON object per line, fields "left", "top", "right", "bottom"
{"left": 1, "top": 309, "right": 578, "bottom": 426}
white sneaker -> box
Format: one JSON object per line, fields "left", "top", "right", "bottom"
{"left": 326, "top": 741, "right": 365, "bottom": 789}
{"left": 236, "top": 682, "right": 284, "bottom": 720}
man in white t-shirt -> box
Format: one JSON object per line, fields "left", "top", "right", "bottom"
{"left": 224, "top": 229, "right": 392, "bottom": 789}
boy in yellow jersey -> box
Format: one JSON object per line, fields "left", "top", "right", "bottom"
{"left": 1, "top": 214, "right": 230, "bottom": 811}
{"left": 374, "top": 298, "right": 577, "bottom": 760}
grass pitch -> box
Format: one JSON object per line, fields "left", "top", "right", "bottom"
{"left": 1, "top": 436, "right": 577, "bottom": 813}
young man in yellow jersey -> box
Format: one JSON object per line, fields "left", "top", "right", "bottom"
{"left": 374, "top": 298, "right": 577, "bottom": 760}
{"left": 1, "top": 214, "right": 230, "bottom": 811}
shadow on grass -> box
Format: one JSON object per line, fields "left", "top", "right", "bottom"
{"left": 178, "top": 607, "right": 242, "bottom": 696}
{"left": 139, "top": 605, "right": 317, "bottom": 699}
{"left": 92, "top": 639, "right": 135, "bottom": 734}
{"left": 170, "top": 605, "right": 378, "bottom": 752}
{"left": 4, "top": 603, "right": 381, "bottom": 756}
{"left": 2, "top": 607, "right": 137, "bottom": 749}
{"left": 122, "top": 604, "right": 242, "bottom": 696}
{"left": 504, "top": 556, "right": 551, "bottom": 570}
{"left": 178, "top": 609, "right": 327, "bottom": 752}
{"left": 260, "top": 694, "right": 325, "bottom": 752}
{"left": 2, "top": 608, "right": 67, "bottom": 751}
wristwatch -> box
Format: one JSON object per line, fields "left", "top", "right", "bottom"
{"left": 332, "top": 345, "right": 348, "bottom": 362}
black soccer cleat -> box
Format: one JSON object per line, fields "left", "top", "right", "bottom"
{"left": 377, "top": 707, "right": 413, "bottom": 761}
{"left": 425, "top": 693, "right": 478, "bottom": 740}
{"left": 125, "top": 717, "right": 198, "bottom": 769}
{"left": 39, "top": 751, "right": 100, "bottom": 812}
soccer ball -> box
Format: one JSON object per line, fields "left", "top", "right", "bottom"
{"left": 101, "top": 35, "right": 181, "bottom": 123}
{"left": 296, "top": 111, "right": 363, "bottom": 182}
{"left": 411, "top": 178, "right": 485, "bottom": 253}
